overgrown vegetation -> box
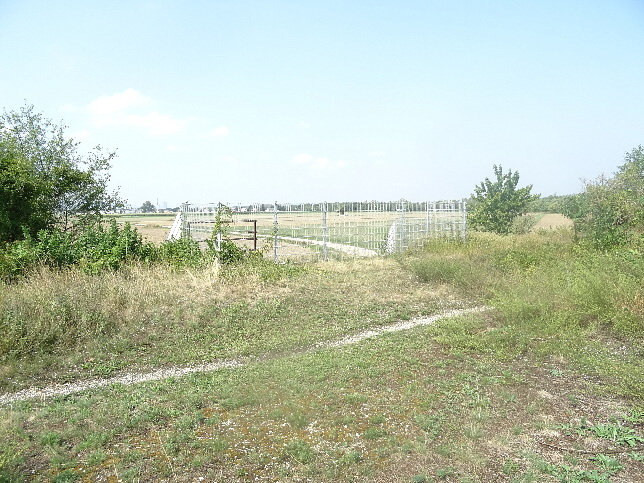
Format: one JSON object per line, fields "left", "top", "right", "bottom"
{"left": 0, "top": 217, "right": 264, "bottom": 282}
{"left": 406, "top": 231, "right": 643, "bottom": 393}
{"left": 1, "top": 226, "right": 642, "bottom": 480}
{"left": 467, "top": 164, "right": 538, "bottom": 234}
{"left": 414, "top": 232, "right": 642, "bottom": 338}
{"left": 564, "top": 146, "right": 644, "bottom": 250}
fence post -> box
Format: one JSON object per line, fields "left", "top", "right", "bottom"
{"left": 462, "top": 200, "right": 467, "bottom": 241}
{"left": 216, "top": 203, "right": 222, "bottom": 251}
{"left": 253, "top": 220, "right": 257, "bottom": 251}
{"left": 273, "top": 201, "right": 278, "bottom": 263}
{"left": 434, "top": 202, "right": 438, "bottom": 236}
{"left": 400, "top": 199, "right": 406, "bottom": 252}
{"left": 322, "top": 201, "right": 328, "bottom": 261}
{"left": 180, "top": 203, "right": 187, "bottom": 238}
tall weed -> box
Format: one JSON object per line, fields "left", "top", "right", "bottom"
{"left": 0, "top": 257, "right": 305, "bottom": 360}
{"left": 408, "top": 231, "right": 642, "bottom": 337}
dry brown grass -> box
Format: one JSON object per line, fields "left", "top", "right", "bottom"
{"left": 107, "top": 213, "right": 177, "bottom": 243}
{"left": 0, "top": 256, "right": 450, "bottom": 392}
{"left": 533, "top": 213, "right": 574, "bottom": 230}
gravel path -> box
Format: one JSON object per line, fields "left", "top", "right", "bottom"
{"left": 0, "top": 306, "right": 487, "bottom": 405}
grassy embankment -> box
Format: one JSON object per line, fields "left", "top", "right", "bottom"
{"left": 0, "top": 228, "right": 642, "bottom": 481}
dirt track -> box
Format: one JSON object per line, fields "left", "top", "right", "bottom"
{"left": 0, "top": 306, "right": 486, "bottom": 405}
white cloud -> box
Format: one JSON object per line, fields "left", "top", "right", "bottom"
{"left": 125, "top": 112, "right": 187, "bottom": 136}
{"left": 292, "top": 153, "right": 347, "bottom": 171}
{"left": 315, "top": 157, "right": 330, "bottom": 169}
{"left": 88, "top": 88, "right": 150, "bottom": 118}
{"left": 86, "top": 88, "right": 187, "bottom": 136}
{"left": 212, "top": 126, "right": 230, "bottom": 137}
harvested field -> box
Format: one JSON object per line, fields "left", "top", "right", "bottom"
{"left": 107, "top": 213, "right": 177, "bottom": 243}
{"left": 533, "top": 213, "right": 574, "bottom": 230}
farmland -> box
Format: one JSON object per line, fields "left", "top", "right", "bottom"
{"left": 110, "top": 209, "right": 569, "bottom": 262}
{"left": 118, "top": 203, "right": 465, "bottom": 262}
{"left": 1, "top": 228, "right": 642, "bottom": 481}
{"left": 108, "top": 213, "right": 177, "bottom": 244}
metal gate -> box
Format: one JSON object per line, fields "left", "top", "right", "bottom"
{"left": 168, "top": 199, "right": 467, "bottom": 262}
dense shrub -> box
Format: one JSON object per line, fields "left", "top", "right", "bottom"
{"left": 0, "top": 219, "right": 268, "bottom": 281}
{"left": 0, "top": 237, "right": 39, "bottom": 282}
{"left": 468, "top": 165, "right": 538, "bottom": 235}
{"left": 0, "top": 221, "right": 156, "bottom": 281}
{"left": 157, "top": 237, "right": 205, "bottom": 268}
{"left": 566, "top": 146, "right": 643, "bottom": 250}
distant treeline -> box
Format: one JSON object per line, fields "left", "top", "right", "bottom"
{"left": 526, "top": 194, "right": 580, "bottom": 214}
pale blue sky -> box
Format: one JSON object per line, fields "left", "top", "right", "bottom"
{"left": 1, "top": 0, "right": 643, "bottom": 207}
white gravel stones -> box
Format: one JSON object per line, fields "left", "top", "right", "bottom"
{"left": 1, "top": 306, "right": 487, "bottom": 405}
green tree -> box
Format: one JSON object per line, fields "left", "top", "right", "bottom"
{"left": 0, "top": 139, "right": 46, "bottom": 242}
{"left": 572, "top": 146, "right": 643, "bottom": 249}
{"left": 140, "top": 201, "right": 156, "bottom": 213}
{"left": 0, "top": 104, "right": 121, "bottom": 243}
{"left": 468, "top": 165, "right": 538, "bottom": 234}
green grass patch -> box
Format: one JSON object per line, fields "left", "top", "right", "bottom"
{"left": 405, "top": 231, "right": 643, "bottom": 398}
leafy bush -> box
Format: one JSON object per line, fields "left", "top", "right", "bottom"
{"left": 158, "top": 237, "right": 205, "bottom": 268}
{"left": 0, "top": 217, "right": 270, "bottom": 281}
{"left": 560, "top": 193, "right": 589, "bottom": 221}
{"left": 0, "top": 237, "right": 39, "bottom": 282}
{"left": 567, "top": 146, "right": 643, "bottom": 250}
{"left": 0, "top": 221, "right": 158, "bottom": 281}
{"left": 468, "top": 165, "right": 538, "bottom": 234}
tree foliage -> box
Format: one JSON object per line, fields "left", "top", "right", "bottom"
{"left": 468, "top": 165, "right": 538, "bottom": 234}
{"left": 140, "top": 201, "right": 156, "bottom": 213}
{"left": 568, "top": 146, "right": 644, "bottom": 249}
{"left": 0, "top": 140, "right": 45, "bottom": 243}
{"left": 0, "top": 104, "right": 121, "bottom": 243}
{"left": 527, "top": 194, "right": 577, "bottom": 214}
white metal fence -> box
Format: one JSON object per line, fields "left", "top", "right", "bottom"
{"left": 169, "top": 200, "right": 466, "bottom": 262}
